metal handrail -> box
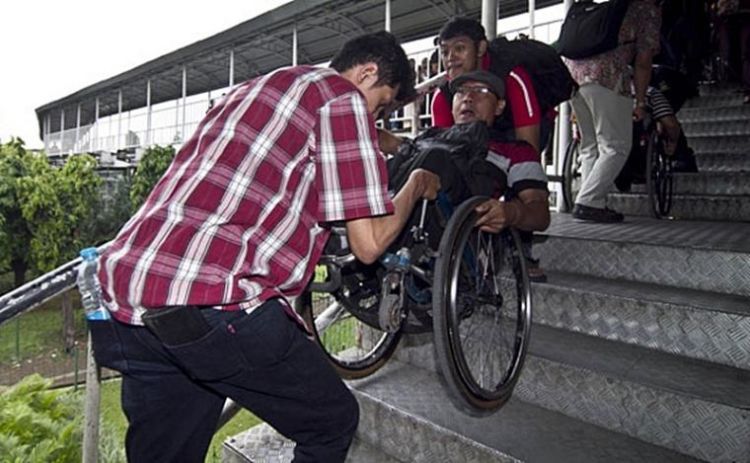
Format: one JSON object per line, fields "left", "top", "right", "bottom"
{"left": 0, "top": 243, "right": 110, "bottom": 326}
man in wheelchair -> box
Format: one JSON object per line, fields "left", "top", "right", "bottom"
{"left": 327, "top": 71, "right": 550, "bottom": 333}
{"left": 384, "top": 70, "right": 550, "bottom": 239}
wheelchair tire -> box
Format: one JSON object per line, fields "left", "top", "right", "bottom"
{"left": 432, "top": 196, "right": 532, "bottom": 415}
{"left": 646, "top": 131, "right": 674, "bottom": 218}
{"left": 298, "top": 277, "right": 402, "bottom": 380}
{"left": 562, "top": 138, "right": 581, "bottom": 213}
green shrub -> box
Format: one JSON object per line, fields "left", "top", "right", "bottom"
{"left": 0, "top": 375, "right": 81, "bottom": 462}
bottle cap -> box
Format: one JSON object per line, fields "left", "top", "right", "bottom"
{"left": 79, "top": 247, "right": 99, "bottom": 261}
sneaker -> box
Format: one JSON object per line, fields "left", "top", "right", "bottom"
{"left": 572, "top": 203, "right": 624, "bottom": 223}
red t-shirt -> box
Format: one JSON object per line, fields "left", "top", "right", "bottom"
{"left": 431, "top": 54, "right": 541, "bottom": 130}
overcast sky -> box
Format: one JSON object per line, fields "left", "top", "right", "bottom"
{"left": 0, "top": 0, "right": 292, "bottom": 149}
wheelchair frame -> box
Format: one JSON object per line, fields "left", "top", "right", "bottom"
{"left": 561, "top": 114, "right": 674, "bottom": 218}
{"left": 297, "top": 195, "right": 532, "bottom": 415}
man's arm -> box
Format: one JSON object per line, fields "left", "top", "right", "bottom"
{"left": 514, "top": 124, "right": 541, "bottom": 154}
{"left": 346, "top": 168, "right": 440, "bottom": 264}
{"left": 632, "top": 49, "right": 656, "bottom": 121}
{"left": 473, "top": 188, "right": 550, "bottom": 233}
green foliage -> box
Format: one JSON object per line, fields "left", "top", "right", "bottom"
{"left": 0, "top": 137, "right": 32, "bottom": 276}
{"left": 0, "top": 374, "right": 82, "bottom": 462}
{"left": 80, "top": 169, "right": 134, "bottom": 245}
{"left": 16, "top": 151, "right": 102, "bottom": 274}
{"left": 0, "top": 138, "right": 104, "bottom": 285}
{"left": 129, "top": 145, "right": 176, "bottom": 212}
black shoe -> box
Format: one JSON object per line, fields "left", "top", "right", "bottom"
{"left": 572, "top": 204, "right": 624, "bottom": 223}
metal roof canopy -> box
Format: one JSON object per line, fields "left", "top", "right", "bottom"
{"left": 35, "top": 0, "right": 559, "bottom": 137}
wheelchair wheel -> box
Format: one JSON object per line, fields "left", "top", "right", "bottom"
{"left": 562, "top": 138, "right": 582, "bottom": 212}
{"left": 298, "top": 264, "right": 402, "bottom": 380}
{"left": 646, "top": 131, "right": 674, "bottom": 218}
{"left": 432, "top": 196, "right": 532, "bottom": 415}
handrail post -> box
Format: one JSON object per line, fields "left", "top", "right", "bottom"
{"left": 82, "top": 333, "right": 101, "bottom": 463}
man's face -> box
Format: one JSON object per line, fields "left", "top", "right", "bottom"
{"left": 343, "top": 62, "right": 400, "bottom": 117}
{"left": 439, "top": 35, "right": 485, "bottom": 80}
{"left": 452, "top": 81, "right": 505, "bottom": 126}
{"left": 359, "top": 82, "right": 400, "bottom": 118}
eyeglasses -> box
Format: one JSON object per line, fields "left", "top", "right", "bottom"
{"left": 454, "top": 86, "right": 496, "bottom": 97}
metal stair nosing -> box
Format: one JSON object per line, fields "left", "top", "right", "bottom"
{"left": 349, "top": 359, "right": 700, "bottom": 463}
{"left": 222, "top": 422, "right": 405, "bottom": 463}
{"left": 605, "top": 192, "right": 750, "bottom": 222}
{"left": 626, "top": 171, "right": 750, "bottom": 196}
{"left": 515, "top": 325, "right": 750, "bottom": 463}
{"left": 532, "top": 270, "right": 750, "bottom": 370}
{"left": 536, "top": 216, "right": 750, "bottom": 296}
{"left": 678, "top": 105, "right": 750, "bottom": 123}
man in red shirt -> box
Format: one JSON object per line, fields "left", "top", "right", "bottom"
{"left": 431, "top": 17, "right": 548, "bottom": 281}
{"left": 431, "top": 17, "right": 544, "bottom": 153}
{"left": 91, "top": 32, "right": 439, "bottom": 463}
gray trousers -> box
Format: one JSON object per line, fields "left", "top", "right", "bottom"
{"left": 571, "top": 83, "right": 633, "bottom": 209}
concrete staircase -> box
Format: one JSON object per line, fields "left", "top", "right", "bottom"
{"left": 608, "top": 84, "right": 750, "bottom": 221}
{"left": 224, "top": 84, "right": 750, "bottom": 462}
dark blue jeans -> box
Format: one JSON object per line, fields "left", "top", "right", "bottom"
{"left": 89, "top": 299, "right": 358, "bottom": 462}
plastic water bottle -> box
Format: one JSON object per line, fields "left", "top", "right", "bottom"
{"left": 77, "top": 247, "right": 110, "bottom": 321}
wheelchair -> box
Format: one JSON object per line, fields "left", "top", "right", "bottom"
{"left": 562, "top": 113, "right": 674, "bottom": 219}
{"left": 296, "top": 194, "right": 532, "bottom": 415}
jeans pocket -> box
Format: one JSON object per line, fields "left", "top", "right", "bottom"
{"left": 230, "top": 302, "right": 295, "bottom": 370}
{"left": 87, "top": 319, "right": 129, "bottom": 372}
{"left": 163, "top": 322, "right": 244, "bottom": 381}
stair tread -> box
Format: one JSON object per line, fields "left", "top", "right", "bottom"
{"left": 350, "top": 361, "right": 699, "bottom": 463}
{"left": 543, "top": 212, "right": 750, "bottom": 253}
{"left": 530, "top": 324, "right": 750, "bottom": 409}
{"left": 538, "top": 270, "right": 750, "bottom": 317}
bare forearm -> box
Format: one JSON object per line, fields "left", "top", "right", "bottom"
{"left": 507, "top": 198, "right": 550, "bottom": 232}
{"left": 346, "top": 169, "right": 439, "bottom": 264}
{"left": 633, "top": 53, "right": 654, "bottom": 107}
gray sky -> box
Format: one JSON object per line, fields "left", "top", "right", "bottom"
{"left": 0, "top": 0, "right": 292, "bottom": 149}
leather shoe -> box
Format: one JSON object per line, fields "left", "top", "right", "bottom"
{"left": 572, "top": 204, "right": 624, "bottom": 223}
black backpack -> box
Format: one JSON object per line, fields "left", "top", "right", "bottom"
{"left": 555, "top": 0, "right": 632, "bottom": 59}
{"left": 487, "top": 36, "right": 577, "bottom": 115}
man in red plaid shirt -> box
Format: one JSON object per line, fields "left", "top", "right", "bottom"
{"left": 90, "top": 31, "right": 439, "bottom": 462}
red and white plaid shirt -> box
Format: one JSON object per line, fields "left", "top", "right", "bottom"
{"left": 99, "top": 66, "right": 394, "bottom": 325}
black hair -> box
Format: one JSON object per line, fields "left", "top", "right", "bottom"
{"left": 330, "top": 31, "right": 416, "bottom": 102}
{"left": 438, "top": 17, "right": 487, "bottom": 45}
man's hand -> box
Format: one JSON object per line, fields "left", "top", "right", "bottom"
{"left": 377, "top": 128, "right": 404, "bottom": 155}
{"left": 474, "top": 199, "right": 517, "bottom": 233}
{"left": 633, "top": 104, "right": 647, "bottom": 122}
{"left": 408, "top": 168, "right": 441, "bottom": 200}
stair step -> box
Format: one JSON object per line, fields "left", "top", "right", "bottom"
{"left": 533, "top": 270, "right": 750, "bottom": 369}
{"left": 682, "top": 120, "right": 750, "bottom": 138}
{"left": 223, "top": 423, "right": 403, "bottom": 463}
{"left": 693, "top": 152, "right": 750, "bottom": 172}
{"left": 349, "top": 360, "right": 698, "bottom": 463}
{"left": 536, "top": 213, "right": 750, "bottom": 294}
{"left": 678, "top": 104, "right": 750, "bottom": 124}
{"left": 626, "top": 171, "right": 750, "bottom": 195}
{"left": 688, "top": 134, "right": 750, "bottom": 155}
{"left": 514, "top": 326, "right": 750, "bottom": 462}
{"left": 605, "top": 192, "right": 750, "bottom": 221}
{"left": 682, "top": 93, "right": 746, "bottom": 109}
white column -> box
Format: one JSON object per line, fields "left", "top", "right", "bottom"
{"left": 182, "top": 66, "right": 187, "bottom": 141}
{"left": 94, "top": 97, "right": 100, "bottom": 152}
{"left": 385, "top": 0, "right": 391, "bottom": 32}
{"left": 292, "top": 23, "right": 298, "bottom": 66}
{"left": 528, "top": 0, "right": 536, "bottom": 38}
{"left": 146, "top": 79, "right": 152, "bottom": 147}
{"left": 117, "top": 90, "right": 123, "bottom": 150}
{"left": 75, "top": 104, "right": 81, "bottom": 154}
{"left": 60, "top": 109, "right": 65, "bottom": 154}
{"left": 43, "top": 114, "right": 49, "bottom": 153}
{"left": 229, "top": 49, "right": 235, "bottom": 87}
{"left": 482, "top": 0, "right": 497, "bottom": 39}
